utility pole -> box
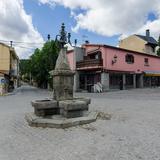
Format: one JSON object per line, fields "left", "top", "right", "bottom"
{"left": 10, "top": 41, "right": 13, "bottom": 47}
{"left": 74, "top": 39, "right": 77, "bottom": 46}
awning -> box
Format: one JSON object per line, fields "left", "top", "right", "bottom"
{"left": 144, "top": 71, "right": 160, "bottom": 76}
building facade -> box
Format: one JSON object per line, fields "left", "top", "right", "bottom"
{"left": 0, "top": 43, "right": 19, "bottom": 94}
{"left": 67, "top": 44, "right": 160, "bottom": 92}
{"left": 119, "top": 30, "right": 158, "bottom": 55}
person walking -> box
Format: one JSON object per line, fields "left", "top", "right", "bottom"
{"left": 119, "top": 79, "right": 123, "bottom": 90}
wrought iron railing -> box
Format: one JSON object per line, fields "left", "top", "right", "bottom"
{"left": 76, "top": 59, "right": 103, "bottom": 68}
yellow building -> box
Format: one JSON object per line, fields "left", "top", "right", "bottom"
{"left": 119, "top": 30, "right": 158, "bottom": 55}
{"left": 0, "top": 43, "right": 19, "bottom": 93}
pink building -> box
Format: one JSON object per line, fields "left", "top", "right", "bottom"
{"left": 67, "top": 44, "right": 160, "bottom": 92}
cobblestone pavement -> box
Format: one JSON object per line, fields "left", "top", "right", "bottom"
{"left": 1, "top": 85, "right": 160, "bottom": 160}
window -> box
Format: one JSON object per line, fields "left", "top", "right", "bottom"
{"left": 144, "top": 58, "right": 149, "bottom": 66}
{"left": 125, "top": 54, "right": 134, "bottom": 64}
{"left": 89, "top": 54, "right": 96, "bottom": 59}
{"left": 88, "top": 51, "right": 102, "bottom": 60}
{"left": 90, "top": 53, "right": 99, "bottom": 59}
{"left": 95, "top": 54, "right": 99, "bottom": 59}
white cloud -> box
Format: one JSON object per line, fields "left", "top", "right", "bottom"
{"left": 38, "top": 0, "right": 160, "bottom": 40}
{"left": 0, "top": 0, "right": 44, "bottom": 59}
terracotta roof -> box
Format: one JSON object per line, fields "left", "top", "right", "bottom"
{"left": 83, "top": 44, "right": 160, "bottom": 59}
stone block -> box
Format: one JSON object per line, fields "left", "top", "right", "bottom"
{"left": 62, "top": 110, "right": 84, "bottom": 118}
{"left": 31, "top": 99, "right": 58, "bottom": 109}
{"left": 31, "top": 99, "right": 58, "bottom": 117}
{"left": 74, "top": 97, "right": 91, "bottom": 105}
{"left": 59, "top": 100, "right": 88, "bottom": 110}
{"left": 53, "top": 70, "right": 75, "bottom": 101}
{"left": 59, "top": 99, "right": 89, "bottom": 118}
{"left": 25, "top": 111, "right": 99, "bottom": 129}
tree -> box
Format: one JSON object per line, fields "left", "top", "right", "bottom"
{"left": 19, "top": 40, "right": 59, "bottom": 88}
{"left": 30, "top": 40, "right": 59, "bottom": 88}
{"left": 19, "top": 59, "right": 31, "bottom": 82}
{"left": 157, "top": 35, "right": 160, "bottom": 56}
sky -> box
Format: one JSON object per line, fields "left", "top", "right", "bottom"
{"left": 0, "top": 0, "right": 160, "bottom": 59}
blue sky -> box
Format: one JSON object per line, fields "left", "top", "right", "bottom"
{"left": 23, "top": 0, "right": 124, "bottom": 46}
{"left": 0, "top": 0, "right": 159, "bottom": 58}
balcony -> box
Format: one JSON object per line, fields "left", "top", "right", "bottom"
{"left": 76, "top": 59, "right": 103, "bottom": 69}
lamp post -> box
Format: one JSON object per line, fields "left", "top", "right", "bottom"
{"left": 51, "top": 23, "right": 75, "bottom": 101}
{"left": 112, "top": 55, "right": 117, "bottom": 65}
{"left": 55, "top": 23, "right": 72, "bottom": 49}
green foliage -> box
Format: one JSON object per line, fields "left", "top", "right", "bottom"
{"left": 157, "top": 36, "right": 160, "bottom": 56}
{"left": 31, "top": 40, "right": 59, "bottom": 88}
{"left": 19, "top": 59, "right": 31, "bottom": 81}
{"left": 20, "top": 40, "right": 59, "bottom": 88}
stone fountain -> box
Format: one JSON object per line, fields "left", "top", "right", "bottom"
{"left": 25, "top": 23, "right": 98, "bottom": 128}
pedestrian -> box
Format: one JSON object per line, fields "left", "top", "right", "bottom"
{"left": 119, "top": 79, "right": 123, "bottom": 90}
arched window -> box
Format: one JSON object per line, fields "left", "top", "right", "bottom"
{"left": 125, "top": 54, "right": 134, "bottom": 64}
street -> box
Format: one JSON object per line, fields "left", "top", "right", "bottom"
{"left": 0, "top": 85, "right": 160, "bottom": 160}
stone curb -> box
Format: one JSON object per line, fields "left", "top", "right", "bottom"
{"left": 25, "top": 111, "right": 98, "bottom": 129}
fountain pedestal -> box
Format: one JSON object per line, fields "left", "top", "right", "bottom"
{"left": 51, "top": 48, "right": 90, "bottom": 118}
{"left": 52, "top": 49, "right": 75, "bottom": 101}
{"left": 53, "top": 70, "right": 74, "bottom": 101}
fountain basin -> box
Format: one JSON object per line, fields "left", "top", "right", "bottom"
{"left": 59, "top": 98, "right": 90, "bottom": 118}
{"left": 31, "top": 99, "right": 58, "bottom": 117}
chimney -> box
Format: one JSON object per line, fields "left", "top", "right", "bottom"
{"left": 146, "top": 29, "right": 150, "bottom": 38}
{"left": 47, "top": 34, "right": 50, "bottom": 41}
{"left": 85, "top": 40, "right": 89, "bottom": 44}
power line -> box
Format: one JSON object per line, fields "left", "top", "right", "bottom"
{"left": 13, "top": 43, "right": 43, "bottom": 47}
{"left": 0, "top": 39, "right": 45, "bottom": 50}
{"left": 0, "top": 42, "right": 43, "bottom": 53}
{"left": 0, "top": 39, "right": 10, "bottom": 43}
{"left": 0, "top": 39, "right": 45, "bottom": 45}
{"left": 14, "top": 46, "right": 37, "bottom": 50}
{"left": 13, "top": 41, "right": 45, "bottom": 44}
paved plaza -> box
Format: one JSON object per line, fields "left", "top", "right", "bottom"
{"left": 0, "top": 85, "right": 160, "bottom": 160}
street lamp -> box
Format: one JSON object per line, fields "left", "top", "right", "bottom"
{"left": 55, "top": 23, "right": 72, "bottom": 49}
{"left": 112, "top": 55, "right": 117, "bottom": 65}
